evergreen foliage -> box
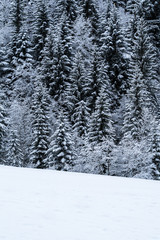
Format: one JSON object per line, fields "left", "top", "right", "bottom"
{"left": 30, "top": 80, "right": 50, "bottom": 169}
{"left": 0, "top": 0, "right": 159, "bottom": 180}
{"left": 46, "top": 112, "right": 74, "bottom": 171}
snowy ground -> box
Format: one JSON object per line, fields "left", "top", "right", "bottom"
{"left": 0, "top": 166, "right": 160, "bottom": 240}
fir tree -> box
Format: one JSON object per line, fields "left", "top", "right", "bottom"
{"left": 54, "top": 0, "right": 77, "bottom": 24}
{"left": 72, "top": 99, "right": 90, "bottom": 137}
{"left": 123, "top": 65, "right": 151, "bottom": 141}
{"left": 10, "top": 32, "right": 34, "bottom": 101}
{"left": 88, "top": 87, "right": 115, "bottom": 145}
{"left": 81, "top": 0, "right": 100, "bottom": 42}
{"left": 40, "top": 27, "right": 54, "bottom": 90}
{"left": 66, "top": 15, "right": 95, "bottom": 116}
{"left": 50, "top": 15, "right": 73, "bottom": 106}
{"left": 6, "top": 129, "right": 24, "bottom": 167}
{"left": 33, "top": 0, "right": 49, "bottom": 62}
{"left": 100, "top": 4, "right": 128, "bottom": 109}
{"left": 0, "top": 44, "right": 11, "bottom": 78}
{"left": 9, "top": 0, "right": 23, "bottom": 35}
{"left": 46, "top": 113, "right": 74, "bottom": 171}
{"left": 5, "top": 100, "right": 27, "bottom": 167}
{"left": 30, "top": 80, "right": 50, "bottom": 169}
{"left": 129, "top": 16, "right": 159, "bottom": 111}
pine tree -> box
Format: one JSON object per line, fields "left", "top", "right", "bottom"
{"left": 46, "top": 113, "right": 74, "bottom": 171}
{"left": 142, "top": 0, "right": 160, "bottom": 77}
{"left": 30, "top": 80, "right": 50, "bottom": 169}
{"left": 54, "top": 0, "right": 77, "bottom": 24}
{"left": 100, "top": 4, "right": 128, "bottom": 109}
{"left": 66, "top": 15, "right": 95, "bottom": 117}
{"left": 123, "top": 65, "right": 151, "bottom": 142}
{"left": 5, "top": 100, "right": 27, "bottom": 167}
{"left": 81, "top": 0, "right": 100, "bottom": 43}
{"left": 88, "top": 87, "right": 115, "bottom": 145}
{"left": 39, "top": 27, "right": 54, "bottom": 89}
{"left": 0, "top": 44, "right": 11, "bottom": 78}
{"left": 10, "top": 32, "right": 34, "bottom": 101}
{"left": 129, "top": 16, "right": 159, "bottom": 111}
{"left": 9, "top": 0, "right": 23, "bottom": 35}
{"left": 89, "top": 47, "right": 101, "bottom": 112}
{"left": 72, "top": 99, "right": 90, "bottom": 137}
{"left": 6, "top": 129, "right": 24, "bottom": 167}
{"left": 50, "top": 11, "right": 75, "bottom": 107}
{"left": 32, "top": 0, "right": 49, "bottom": 62}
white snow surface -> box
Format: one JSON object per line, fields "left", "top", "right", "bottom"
{"left": 0, "top": 166, "right": 160, "bottom": 240}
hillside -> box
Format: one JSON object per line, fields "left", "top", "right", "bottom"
{"left": 0, "top": 0, "right": 160, "bottom": 180}
{"left": 0, "top": 166, "right": 160, "bottom": 240}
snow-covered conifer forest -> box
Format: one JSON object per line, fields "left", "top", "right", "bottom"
{"left": 0, "top": 0, "right": 160, "bottom": 180}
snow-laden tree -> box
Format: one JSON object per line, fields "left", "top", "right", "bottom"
{"left": 10, "top": 32, "right": 34, "bottom": 102}
{"left": 46, "top": 112, "right": 74, "bottom": 171}
{"left": 32, "top": 0, "right": 49, "bottom": 62}
{"left": 54, "top": 0, "right": 77, "bottom": 24}
{"left": 75, "top": 136, "right": 115, "bottom": 175}
{"left": 88, "top": 87, "right": 115, "bottom": 145}
{"left": 9, "top": 0, "right": 23, "bottom": 35}
{"left": 39, "top": 27, "right": 54, "bottom": 90}
{"left": 72, "top": 99, "right": 90, "bottom": 137}
{"left": 50, "top": 13, "right": 74, "bottom": 106}
{"left": 81, "top": 0, "right": 100, "bottom": 43}
{"left": 5, "top": 100, "right": 28, "bottom": 167}
{"left": 100, "top": 3, "right": 128, "bottom": 109}
{"left": 6, "top": 129, "right": 24, "bottom": 167}
{"left": 66, "top": 15, "right": 95, "bottom": 118}
{"left": 0, "top": 44, "right": 11, "bottom": 78}
{"left": 128, "top": 16, "right": 159, "bottom": 112}
{"left": 30, "top": 80, "right": 51, "bottom": 169}
{"left": 123, "top": 66, "right": 150, "bottom": 141}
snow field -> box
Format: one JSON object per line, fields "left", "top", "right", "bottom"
{"left": 0, "top": 166, "right": 160, "bottom": 240}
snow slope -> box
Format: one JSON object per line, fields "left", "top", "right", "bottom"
{"left": 0, "top": 166, "right": 160, "bottom": 240}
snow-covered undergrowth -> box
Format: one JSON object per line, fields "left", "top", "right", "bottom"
{"left": 0, "top": 166, "right": 160, "bottom": 240}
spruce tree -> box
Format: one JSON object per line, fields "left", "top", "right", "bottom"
{"left": 30, "top": 80, "right": 50, "bottom": 169}
{"left": 32, "top": 0, "right": 49, "bottom": 62}
{"left": 88, "top": 87, "right": 115, "bottom": 145}
{"left": 100, "top": 4, "right": 128, "bottom": 109}
{"left": 46, "top": 113, "right": 74, "bottom": 171}
{"left": 5, "top": 100, "right": 27, "bottom": 167}
{"left": 54, "top": 0, "right": 77, "bottom": 24}
{"left": 6, "top": 129, "right": 24, "bottom": 167}
{"left": 81, "top": 0, "right": 100, "bottom": 43}
{"left": 10, "top": 32, "right": 34, "bottom": 101}
{"left": 39, "top": 28, "right": 54, "bottom": 90}
{"left": 130, "top": 16, "right": 159, "bottom": 111}
{"left": 66, "top": 15, "right": 94, "bottom": 117}
{"left": 123, "top": 65, "right": 151, "bottom": 142}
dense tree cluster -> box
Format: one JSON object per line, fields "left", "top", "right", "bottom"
{"left": 0, "top": 0, "right": 159, "bottom": 180}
